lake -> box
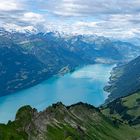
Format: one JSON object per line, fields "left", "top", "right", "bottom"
{"left": 0, "top": 64, "right": 114, "bottom": 123}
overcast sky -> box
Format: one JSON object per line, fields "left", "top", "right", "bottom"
{"left": 0, "top": 0, "right": 140, "bottom": 38}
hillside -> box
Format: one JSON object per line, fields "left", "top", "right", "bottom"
{"left": 0, "top": 101, "right": 140, "bottom": 140}
{"left": 101, "top": 91, "right": 140, "bottom": 126}
{"left": 105, "top": 56, "right": 140, "bottom": 102}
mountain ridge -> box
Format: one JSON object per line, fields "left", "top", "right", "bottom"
{"left": 1, "top": 95, "right": 140, "bottom": 140}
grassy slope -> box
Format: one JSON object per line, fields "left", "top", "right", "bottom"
{"left": 102, "top": 91, "right": 140, "bottom": 126}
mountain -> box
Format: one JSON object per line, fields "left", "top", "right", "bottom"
{"left": 105, "top": 56, "right": 140, "bottom": 102}
{"left": 123, "top": 37, "right": 140, "bottom": 46}
{"left": 112, "top": 41, "right": 140, "bottom": 61}
{"left": 0, "top": 101, "right": 140, "bottom": 140}
{"left": 0, "top": 36, "right": 50, "bottom": 96}
{"left": 0, "top": 29, "right": 140, "bottom": 96}
{"left": 0, "top": 26, "right": 37, "bottom": 34}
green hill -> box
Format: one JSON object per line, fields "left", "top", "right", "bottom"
{"left": 101, "top": 91, "right": 140, "bottom": 127}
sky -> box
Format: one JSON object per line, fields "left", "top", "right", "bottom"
{"left": 0, "top": 0, "right": 140, "bottom": 39}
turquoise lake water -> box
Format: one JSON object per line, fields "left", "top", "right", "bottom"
{"left": 0, "top": 64, "right": 114, "bottom": 123}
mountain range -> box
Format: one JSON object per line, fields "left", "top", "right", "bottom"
{"left": 0, "top": 29, "right": 140, "bottom": 96}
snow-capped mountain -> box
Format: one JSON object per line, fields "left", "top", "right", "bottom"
{"left": 1, "top": 24, "right": 38, "bottom": 34}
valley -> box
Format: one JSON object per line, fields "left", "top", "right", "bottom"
{"left": 1, "top": 0, "right": 140, "bottom": 139}
{"left": 1, "top": 38, "right": 140, "bottom": 139}
{"left": 1, "top": 29, "right": 140, "bottom": 97}
{"left": 0, "top": 29, "right": 140, "bottom": 140}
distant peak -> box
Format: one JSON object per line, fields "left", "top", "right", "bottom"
{"left": 1, "top": 24, "right": 38, "bottom": 34}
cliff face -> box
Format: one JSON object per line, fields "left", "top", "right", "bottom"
{"left": 0, "top": 101, "right": 140, "bottom": 140}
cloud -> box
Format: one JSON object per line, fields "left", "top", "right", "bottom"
{"left": 21, "top": 12, "right": 45, "bottom": 24}
{"left": 0, "top": 1, "right": 46, "bottom": 30}
{"left": 75, "top": 21, "right": 98, "bottom": 28}
{"left": 0, "top": 0, "right": 140, "bottom": 39}
{"left": 0, "top": 0, "right": 23, "bottom": 11}
{"left": 0, "top": 0, "right": 25, "bottom": 26}
{"left": 43, "top": 0, "right": 140, "bottom": 17}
